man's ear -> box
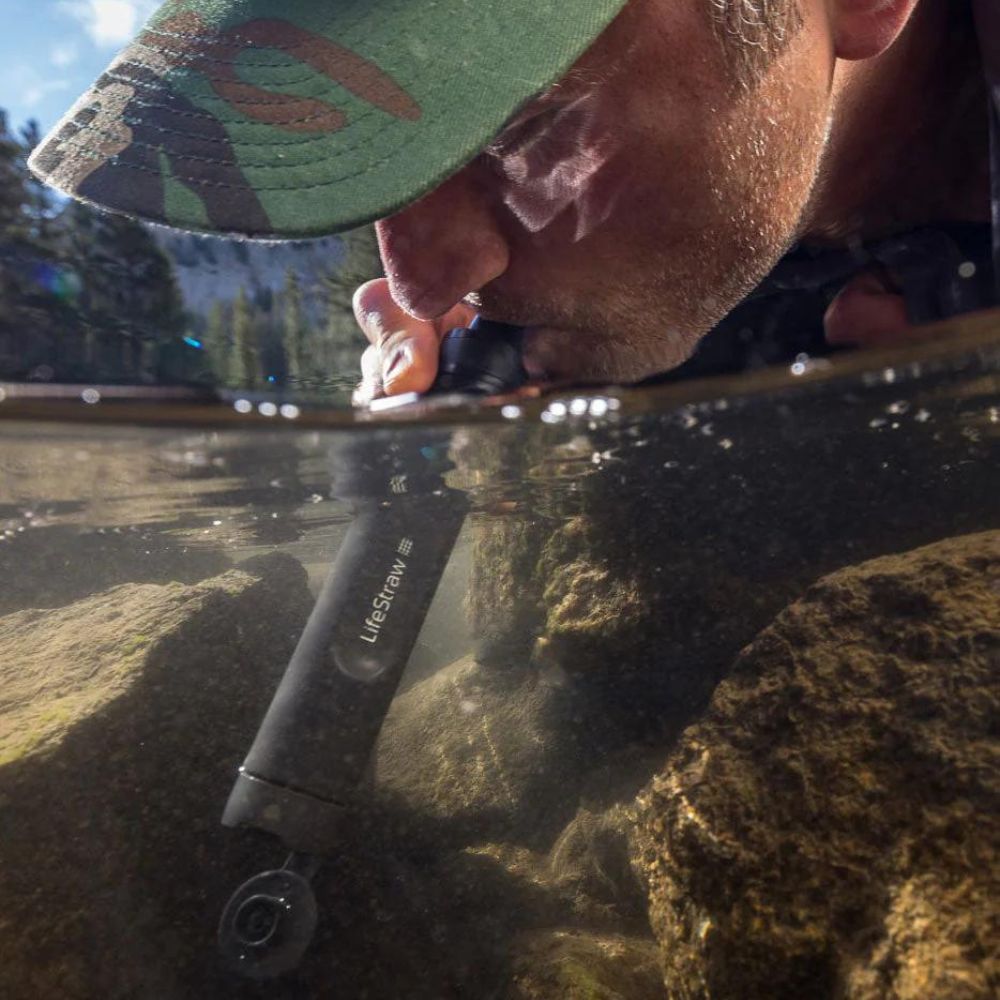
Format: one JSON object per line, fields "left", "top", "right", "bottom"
{"left": 828, "top": 0, "right": 922, "bottom": 61}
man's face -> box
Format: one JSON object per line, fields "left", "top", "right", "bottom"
{"left": 375, "top": 0, "right": 836, "bottom": 382}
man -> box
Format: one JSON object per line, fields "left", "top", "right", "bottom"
{"left": 354, "top": 0, "right": 994, "bottom": 397}
{"left": 30, "top": 1, "right": 997, "bottom": 396}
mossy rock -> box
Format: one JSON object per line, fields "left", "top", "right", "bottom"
{"left": 507, "top": 929, "right": 664, "bottom": 1000}
{"left": 375, "top": 655, "right": 620, "bottom": 849}
{"left": 633, "top": 531, "right": 1000, "bottom": 1000}
{"left": 0, "top": 553, "right": 312, "bottom": 1000}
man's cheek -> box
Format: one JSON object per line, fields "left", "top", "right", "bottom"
{"left": 497, "top": 93, "right": 626, "bottom": 241}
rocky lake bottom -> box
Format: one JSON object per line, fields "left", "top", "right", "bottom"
{"left": 0, "top": 345, "right": 997, "bottom": 999}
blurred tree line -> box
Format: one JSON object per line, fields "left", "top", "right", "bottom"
{"left": 199, "top": 226, "right": 379, "bottom": 391}
{"left": 0, "top": 109, "right": 377, "bottom": 390}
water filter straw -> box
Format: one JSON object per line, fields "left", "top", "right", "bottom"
{"left": 218, "top": 319, "right": 527, "bottom": 978}
{"left": 221, "top": 319, "right": 527, "bottom": 851}
{"left": 221, "top": 437, "right": 469, "bottom": 854}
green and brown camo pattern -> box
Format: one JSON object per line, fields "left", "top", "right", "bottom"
{"left": 30, "top": 4, "right": 422, "bottom": 235}
{"left": 29, "top": 0, "right": 629, "bottom": 238}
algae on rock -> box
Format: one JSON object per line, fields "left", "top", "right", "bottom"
{"left": 0, "top": 553, "right": 312, "bottom": 1000}
{"left": 375, "top": 654, "right": 622, "bottom": 849}
{"left": 633, "top": 531, "right": 1000, "bottom": 1000}
{"left": 507, "top": 929, "right": 664, "bottom": 1000}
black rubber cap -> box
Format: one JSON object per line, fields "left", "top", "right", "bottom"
{"left": 429, "top": 318, "right": 528, "bottom": 395}
{"left": 218, "top": 868, "right": 318, "bottom": 979}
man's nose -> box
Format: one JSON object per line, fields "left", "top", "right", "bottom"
{"left": 375, "top": 161, "right": 511, "bottom": 321}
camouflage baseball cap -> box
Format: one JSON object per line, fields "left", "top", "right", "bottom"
{"left": 29, "top": 0, "right": 628, "bottom": 239}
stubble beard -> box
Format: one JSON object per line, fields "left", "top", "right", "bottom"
{"left": 464, "top": 41, "right": 834, "bottom": 385}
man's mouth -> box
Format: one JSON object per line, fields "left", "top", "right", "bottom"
{"left": 458, "top": 300, "right": 566, "bottom": 380}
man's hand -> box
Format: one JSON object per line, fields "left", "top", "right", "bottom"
{"left": 824, "top": 268, "right": 915, "bottom": 349}
{"left": 352, "top": 278, "right": 476, "bottom": 404}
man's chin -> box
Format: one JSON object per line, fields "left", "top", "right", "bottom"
{"left": 519, "top": 324, "right": 695, "bottom": 384}
{"left": 465, "top": 292, "right": 697, "bottom": 384}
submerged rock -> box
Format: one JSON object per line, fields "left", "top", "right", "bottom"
{"left": 0, "top": 553, "right": 312, "bottom": 1000}
{"left": 507, "top": 929, "right": 664, "bottom": 1000}
{"left": 633, "top": 531, "right": 1000, "bottom": 1000}
{"left": 0, "top": 522, "right": 229, "bottom": 616}
{"left": 375, "top": 655, "right": 620, "bottom": 849}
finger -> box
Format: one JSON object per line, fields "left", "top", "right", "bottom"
{"left": 352, "top": 344, "right": 383, "bottom": 406}
{"left": 824, "top": 270, "right": 914, "bottom": 348}
{"left": 353, "top": 278, "right": 476, "bottom": 395}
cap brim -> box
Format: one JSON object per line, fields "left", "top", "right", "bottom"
{"left": 28, "top": 0, "right": 628, "bottom": 240}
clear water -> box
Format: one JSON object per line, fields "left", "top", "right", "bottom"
{"left": 0, "top": 325, "right": 997, "bottom": 999}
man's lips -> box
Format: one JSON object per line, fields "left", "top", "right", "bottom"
{"left": 387, "top": 282, "right": 587, "bottom": 383}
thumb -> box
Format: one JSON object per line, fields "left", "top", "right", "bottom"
{"left": 353, "top": 278, "right": 476, "bottom": 395}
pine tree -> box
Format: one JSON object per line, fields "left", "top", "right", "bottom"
{"left": 202, "top": 300, "right": 232, "bottom": 380}
{"left": 0, "top": 111, "right": 72, "bottom": 377}
{"left": 65, "top": 200, "right": 186, "bottom": 380}
{"left": 0, "top": 110, "right": 25, "bottom": 234}
{"left": 17, "top": 120, "right": 57, "bottom": 246}
{"left": 0, "top": 110, "right": 25, "bottom": 367}
{"left": 0, "top": 106, "right": 192, "bottom": 382}
{"left": 231, "top": 286, "right": 258, "bottom": 387}
{"left": 282, "top": 267, "right": 306, "bottom": 381}
{"left": 320, "top": 224, "right": 381, "bottom": 378}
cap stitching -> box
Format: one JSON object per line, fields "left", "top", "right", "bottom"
{"left": 127, "top": 50, "right": 332, "bottom": 82}
{"left": 134, "top": 0, "right": 415, "bottom": 71}
{"left": 140, "top": 12, "right": 370, "bottom": 49}
{"left": 130, "top": 43, "right": 354, "bottom": 78}
{"left": 108, "top": 66, "right": 349, "bottom": 112}
{"left": 118, "top": 98, "right": 355, "bottom": 149}
{"left": 82, "top": 50, "right": 466, "bottom": 151}
{"left": 139, "top": 0, "right": 415, "bottom": 51}
{"left": 53, "top": 59, "right": 498, "bottom": 192}
{"left": 68, "top": 100, "right": 461, "bottom": 181}
{"left": 132, "top": 35, "right": 400, "bottom": 76}
{"left": 42, "top": 1, "right": 570, "bottom": 199}
{"left": 103, "top": 68, "right": 365, "bottom": 129}
{"left": 79, "top": 147, "right": 409, "bottom": 192}
{"left": 66, "top": 94, "right": 468, "bottom": 193}
{"left": 101, "top": 40, "right": 465, "bottom": 126}
{"left": 77, "top": 116, "right": 337, "bottom": 168}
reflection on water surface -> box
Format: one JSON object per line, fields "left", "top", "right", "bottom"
{"left": 0, "top": 330, "right": 997, "bottom": 1000}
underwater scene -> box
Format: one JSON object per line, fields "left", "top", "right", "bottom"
{"left": 2, "top": 6, "right": 1000, "bottom": 990}
{"left": 0, "top": 318, "right": 997, "bottom": 1000}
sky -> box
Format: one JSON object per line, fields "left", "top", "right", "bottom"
{"left": 0, "top": 0, "right": 158, "bottom": 135}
